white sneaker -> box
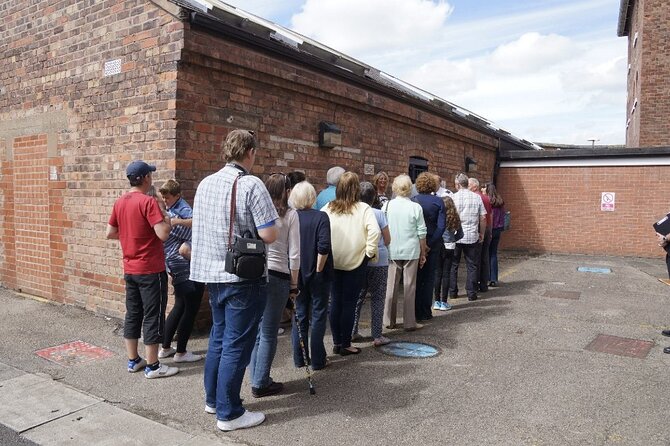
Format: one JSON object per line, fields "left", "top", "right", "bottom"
{"left": 205, "top": 404, "right": 216, "bottom": 414}
{"left": 158, "top": 347, "right": 176, "bottom": 359}
{"left": 216, "top": 410, "right": 266, "bottom": 431}
{"left": 174, "top": 351, "right": 203, "bottom": 363}
{"left": 144, "top": 364, "right": 179, "bottom": 379}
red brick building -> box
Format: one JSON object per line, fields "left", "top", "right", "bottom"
{"left": 0, "top": 0, "right": 536, "bottom": 316}
{"left": 498, "top": 147, "right": 670, "bottom": 258}
{"left": 618, "top": 0, "right": 670, "bottom": 147}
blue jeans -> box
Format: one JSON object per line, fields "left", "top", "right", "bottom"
{"left": 292, "top": 274, "right": 330, "bottom": 369}
{"left": 249, "top": 275, "right": 288, "bottom": 389}
{"left": 489, "top": 228, "right": 503, "bottom": 283}
{"left": 330, "top": 263, "right": 367, "bottom": 349}
{"left": 204, "top": 280, "right": 267, "bottom": 421}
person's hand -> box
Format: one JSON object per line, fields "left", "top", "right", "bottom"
{"left": 478, "top": 233, "right": 484, "bottom": 243}
{"left": 657, "top": 232, "right": 668, "bottom": 247}
{"left": 170, "top": 217, "right": 180, "bottom": 226}
{"left": 419, "top": 255, "right": 427, "bottom": 269}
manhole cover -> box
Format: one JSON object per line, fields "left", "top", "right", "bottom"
{"left": 544, "top": 290, "right": 581, "bottom": 300}
{"left": 585, "top": 334, "right": 653, "bottom": 359}
{"left": 377, "top": 342, "right": 439, "bottom": 358}
{"left": 578, "top": 266, "right": 612, "bottom": 274}
{"left": 35, "top": 341, "right": 115, "bottom": 366}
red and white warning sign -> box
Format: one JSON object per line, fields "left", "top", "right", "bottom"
{"left": 601, "top": 192, "right": 615, "bottom": 212}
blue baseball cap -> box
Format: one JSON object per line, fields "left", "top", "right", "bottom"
{"left": 126, "top": 160, "right": 156, "bottom": 180}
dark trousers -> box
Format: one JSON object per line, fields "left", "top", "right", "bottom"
{"left": 330, "top": 262, "right": 367, "bottom": 349}
{"left": 415, "top": 246, "right": 439, "bottom": 320}
{"left": 163, "top": 279, "right": 205, "bottom": 352}
{"left": 434, "top": 246, "right": 455, "bottom": 301}
{"left": 449, "top": 242, "right": 481, "bottom": 299}
{"left": 123, "top": 272, "right": 168, "bottom": 345}
{"left": 489, "top": 228, "right": 503, "bottom": 283}
{"left": 666, "top": 252, "right": 670, "bottom": 279}
{"left": 478, "top": 231, "right": 492, "bottom": 291}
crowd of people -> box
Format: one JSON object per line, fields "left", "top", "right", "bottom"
{"left": 106, "top": 129, "right": 507, "bottom": 432}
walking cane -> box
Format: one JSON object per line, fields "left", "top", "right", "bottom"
{"left": 290, "top": 292, "right": 316, "bottom": 395}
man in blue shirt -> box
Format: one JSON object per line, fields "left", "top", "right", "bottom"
{"left": 314, "top": 166, "right": 344, "bottom": 210}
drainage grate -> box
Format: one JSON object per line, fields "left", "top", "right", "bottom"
{"left": 584, "top": 334, "right": 653, "bottom": 359}
{"left": 35, "top": 341, "right": 115, "bottom": 366}
{"left": 377, "top": 342, "right": 439, "bottom": 358}
{"left": 577, "top": 266, "right": 612, "bottom": 274}
{"left": 544, "top": 290, "right": 581, "bottom": 300}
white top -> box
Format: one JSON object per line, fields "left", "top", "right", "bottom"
{"left": 267, "top": 208, "right": 300, "bottom": 275}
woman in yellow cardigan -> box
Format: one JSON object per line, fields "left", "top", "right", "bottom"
{"left": 323, "top": 172, "right": 380, "bottom": 355}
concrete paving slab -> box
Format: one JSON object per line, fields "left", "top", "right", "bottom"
{"left": 0, "top": 374, "right": 99, "bottom": 433}
{"left": 180, "top": 433, "right": 242, "bottom": 446}
{"left": 0, "top": 362, "right": 24, "bottom": 382}
{"left": 22, "top": 403, "right": 193, "bottom": 446}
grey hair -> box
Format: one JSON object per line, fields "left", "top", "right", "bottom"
{"left": 455, "top": 173, "right": 469, "bottom": 188}
{"left": 468, "top": 177, "right": 480, "bottom": 188}
{"left": 359, "top": 181, "right": 377, "bottom": 206}
{"left": 326, "top": 166, "right": 345, "bottom": 186}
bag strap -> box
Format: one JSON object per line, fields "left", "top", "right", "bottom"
{"left": 227, "top": 171, "right": 244, "bottom": 250}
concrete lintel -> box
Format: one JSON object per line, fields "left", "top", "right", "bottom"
{"left": 0, "top": 112, "right": 68, "bottom": 159}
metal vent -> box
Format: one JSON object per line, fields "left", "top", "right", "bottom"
{"left": 104, "top": 59, "right": 122, "bottom": 77}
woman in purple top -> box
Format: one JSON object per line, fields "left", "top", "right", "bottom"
{"left": 486, "top": 183, "right": 505, "bottom": 287}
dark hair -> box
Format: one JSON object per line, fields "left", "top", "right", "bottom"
{"left": 359, "top": 181, "right": 377, "bottom": 206}
{"left": 486, "top": 183, "right": 504, "bottom": 207}
{"left": 288, "top": 171, "right": 306, "bottom": 188}
{"left": 129, "top": 176, "right": 145, "bottom": 187}
{"left": 265, "top": 173, "right": 290, "bottom": 217}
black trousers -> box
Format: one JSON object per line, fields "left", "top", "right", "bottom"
{"left": 478, "top": 231, "right": 492, "bottom": 291}
{"left": 124, "top": 272, "right": 168, "bottom": 345}
{"left": 163, "top": 279, "right": 205, "bottom": 352}
{"left": 449, "top": 242, "right": 481, "bottom": 299}
{"left": 434, "top": 245, "right": 455, "bottom": 301}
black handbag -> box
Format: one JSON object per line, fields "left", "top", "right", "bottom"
{"left": 224, "top": 172, "right": 267, "bottom": 280}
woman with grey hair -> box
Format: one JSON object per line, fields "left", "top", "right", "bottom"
{"left": 289, "top": 181, "right": 333, "bottom": 369}
{"left": 383, "top": 174, "right": 427, "bottom": 331}
{"left": 352, "top": 182, "right": 392, "bottom": 346}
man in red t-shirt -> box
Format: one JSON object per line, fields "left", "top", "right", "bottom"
{"left": 469, "top": 177, "right": 492, "bottom": 293}
{"left": 107, "top": 160, "right": 177, "bottom": 379}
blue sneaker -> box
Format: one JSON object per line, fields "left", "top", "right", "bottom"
{"left": 127, "top": 357, "right": 147, "bottom": 373}
{"left": 441, "top": 302, "right": 452, "bottom": 311}
{"left": 432, "top": 301, "right": 442, "bottom": 311}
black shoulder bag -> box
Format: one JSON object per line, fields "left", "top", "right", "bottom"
{"left": 224, "top": 172, "right": 267, "bottom": 280}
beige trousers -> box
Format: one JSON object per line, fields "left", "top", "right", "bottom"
{"left": 383, "top": 258, "right": 418, "bottom": 329}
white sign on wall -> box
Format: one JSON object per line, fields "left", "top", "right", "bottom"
{"left": 601, "top": 192, "right": 615, "bottom": 212}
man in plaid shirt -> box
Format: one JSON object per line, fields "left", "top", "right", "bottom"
{"left": 449, "top": 173, "right": 486, "bottom": 301}
{"left": 190, "top": 130, "right": 278, "bottom": 432}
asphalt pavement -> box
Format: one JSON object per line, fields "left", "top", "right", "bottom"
{"left": 1, "top": 252, "right": 669, "bottom": 445}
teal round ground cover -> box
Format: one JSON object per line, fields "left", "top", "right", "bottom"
{"left": 378, "top": 341, "right": 440, "bottom": 358}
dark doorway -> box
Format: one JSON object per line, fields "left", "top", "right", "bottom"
{"left": 408, "top": 156, "right": 428, "bottom": 182}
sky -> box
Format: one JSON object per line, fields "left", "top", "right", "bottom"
{"left": 220, "top": 0, "right": 628, "bottom": 145}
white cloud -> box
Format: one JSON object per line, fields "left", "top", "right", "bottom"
{"left": 490, "top": 32, "right": 576, "bottom": 74}
{"left": 404, "top": 59, "right": 476, "bottom": 96}
{"left": 290, "top": 0, "right": 453, "bottom": 54}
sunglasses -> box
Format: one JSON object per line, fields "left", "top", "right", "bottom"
{"left": 270, "top": 172, "right": 291, "bottom": 190}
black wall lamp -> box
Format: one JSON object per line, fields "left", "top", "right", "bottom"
{"left": 465, "top": 156, "right": 477, "bottom": 173}
{"left": 318, "top": 121, "right": 341, "bottom": 148}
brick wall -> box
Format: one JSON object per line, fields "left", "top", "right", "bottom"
{"left": 0, "top": 0, "right": 184, "bottom": 316}
{"left": 625, "top": 0, "right": 670, "bottom": 148}
{"left": 175, "top": 27, "right": 497, "bottom": 198}
{"left": 497, "top": 164, "right": 669, "bottom": 258}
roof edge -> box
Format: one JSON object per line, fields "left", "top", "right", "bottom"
{"left": 501, "top": 146, "right": 670, "bottom": 161}
{"left": 617, "top": 0, "right": 634, "bottom": 37}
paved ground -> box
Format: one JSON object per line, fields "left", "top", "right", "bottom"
{"left": 1, "top": 252, "right": 669, "bottom": 445}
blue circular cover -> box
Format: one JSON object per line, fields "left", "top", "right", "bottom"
{"left": 378, "top": 342, "right": 439, "bottom": 358}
